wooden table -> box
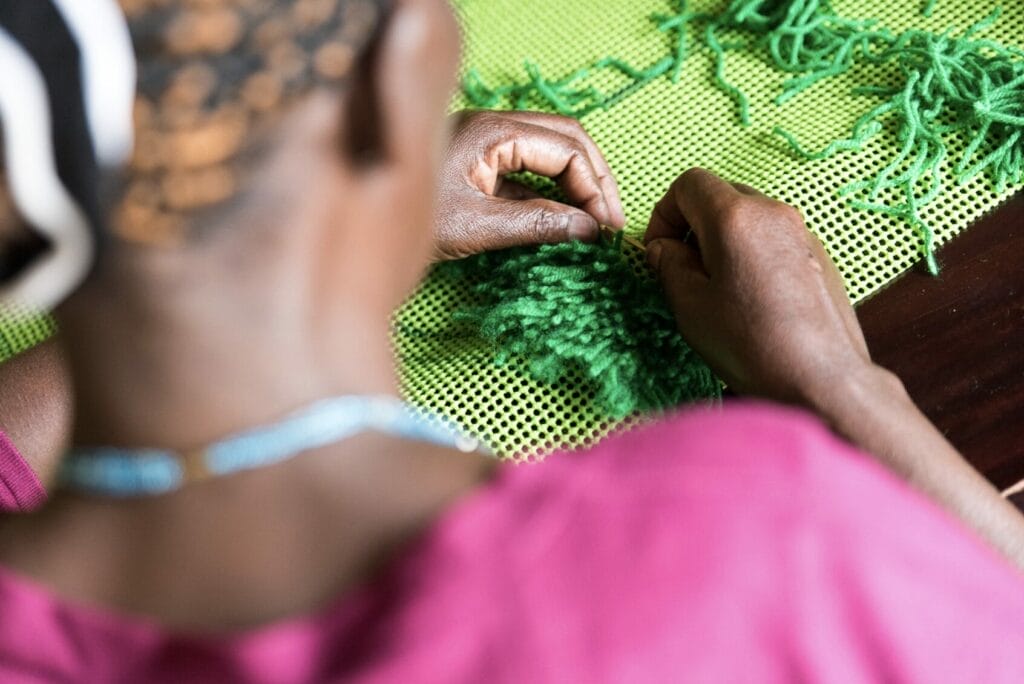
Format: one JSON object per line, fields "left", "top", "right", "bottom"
{"left": 856, "top": 192, "right": 1024, "bottom": 504}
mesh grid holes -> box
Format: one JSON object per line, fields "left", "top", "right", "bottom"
{"left": 394, "top": 263, "right": 648, "bottom": 459}
{"left": 1, "top": 0, "right": 1019, "bottom": 458}
{"left": 395, "top": 0, "right": 1023, "bottom": 459}
{"left": 0, "top": 310, "right": 54, "bottom": 361}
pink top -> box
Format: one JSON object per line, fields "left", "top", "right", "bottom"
{"left": 0, "top": 431, "right": 45, "bottom": 512}
{"left": 2, "top": 404, "right": 1024, "bottom": 682}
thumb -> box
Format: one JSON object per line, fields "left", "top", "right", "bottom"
{"left": 646, "top": 238, "right": 709, "bottom": 321}
{"left": 472, "top": 197, "right": 601, "bottom": 252}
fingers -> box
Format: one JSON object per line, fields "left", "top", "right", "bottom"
{"left": 645, "top": 168, "right": 742, "bottom": 248}
{"left": 486, "top": 196, "right": 601, "bottom": 247}
{"left": 645, "top": 238, "right": 711, "bottom": 339}
{"left": 731, "top": 182, "right": 763, "bottom": 196}
{"left": 645, "top": 189, "right": 692, "bottom": 245}
{"left": 670, "top": 168, "right": 744, "bottom": 245}
{"left": 495, "top": 111, "right": 626, "bottom": 227}
{"left": 469, "top": 117, "right": 619, "bottom": 228}
{"left": 645, "top": 169, "right": 778, "bottom": 281}
{"left": 643, "top": 169, "right": 875, "bottom": 405}
{"left": 438, "top": 196, "right": 601, "bottom": 258}
{"left": 439, "top": 111, "right": 626, "bottom": 258}
{"left": 486, "top": 123, "right": 613, "bottom": 226}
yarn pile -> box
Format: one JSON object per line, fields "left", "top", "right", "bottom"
{"left": 439, "top": 234, "right": 721, "bottom": 419}
{"left": 711, "top": 1, "right": 1022, "bottom": 274}
{"left": 771, "top": 8, "right": 1024, "bottom": 274}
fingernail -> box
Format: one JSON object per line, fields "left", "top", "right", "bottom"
{"left": 600, "top": 197, "right": 615, "bottom": 226}
{"left": 568, "top": 213, "right": 599, "bottom": 241}
{"left": 646, "top": 240, "right": 663, "bottom": 271}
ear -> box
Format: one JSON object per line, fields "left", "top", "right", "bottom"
{"left": 338, "top": 0, "right": 460, "bottom": 171}
{"left": 338, "top": 20, "right": 386, "bottom": 166}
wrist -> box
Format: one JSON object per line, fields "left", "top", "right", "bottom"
{"left": 802, "top": 362, "right": 911, "bottom": 429}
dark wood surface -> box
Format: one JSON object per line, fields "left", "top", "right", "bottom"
{"left": 857, "top": 192, "right": 1024, "bottom": 491}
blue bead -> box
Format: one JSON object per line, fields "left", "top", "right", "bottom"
{"left": 60, "top": 395, "right": 487, "bottom": 497}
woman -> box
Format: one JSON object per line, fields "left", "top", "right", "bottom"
{"left": 1, "top": 0, "right": 1023, "bottom": 680}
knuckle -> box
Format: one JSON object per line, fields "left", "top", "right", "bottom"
{"left": 563, "top": 116, "right": 587, "bottom": 134}
{"left": 678, "top": 167, "right": 705, "bottom": 187}
{"left": 457, "top": 109, "right": 485, "bottom": 128}
{"left": 562, "top": 137, "right": 587, "bottom": 156}
{"left": 718, "top": 198, "right": 752, "bottom": 229}
{"left": 664, "top": 176, "right": 686, "bottom": 204}
{"left": 477, "top": 110, "right": 504, "bottom": 126}
{"left": 433, "top": 242, "right": 465, "bottom": 261}
{"left": 533, "top": 111, "right": 580, "bottom": 130}
{"left": 672, "top": 167, "right": 706, "bottom": 201}
{"left": 776, "top": 202, "right": 805, "bottom": 226}
{"left": 467, "top": 111, "right": 509, "bottom": 137}
{"left": 651, "top": 196, "right": 675, "bottom": 225}
{"left": 465, "top": 107, "right": 495, "bottom": 121}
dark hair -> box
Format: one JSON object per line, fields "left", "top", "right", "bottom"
{"left": 116, "top": 0, "right": 389, "bottom": 246}
{"left": 0, "top": 0, "right": 388, "bottom": 304}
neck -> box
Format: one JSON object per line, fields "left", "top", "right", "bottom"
{"left": 57, "top": 247, "right": 400, "bottom": 451}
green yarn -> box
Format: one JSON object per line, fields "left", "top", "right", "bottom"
{"left": 461, "top": 0, "right": 891, "bottom": 126}
{"left": 705, "top": 22, "right": 752, "bottom": 124}
{"left": 700, "top": 1, "right": 1023, "bottom": 273}
{"left": 437, "top": 234, "right": 721, "bottom": 419}
{"left": 706, "top": 0, "right": 890, "bottom": 120}
{"left": 462, "top": 0, "right": 699, "bottom": 118}
{"left": 460, "top": 0, "right": 1022, "bottom": 276}
{"left": 445, "top": 0, "right": 1022, "bottom": 418}
{"left": 775, "top": 9, "right": 1024, "bottom": 274}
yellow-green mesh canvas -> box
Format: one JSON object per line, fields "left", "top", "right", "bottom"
{"left": 1, "top": 0, "right": 1020, "bottom": 460}
{"left": 396, "top": 0, "right": 1023, "bottom": 458}
{"left": 0, "top": 311, "right": 53, "bottom": 362}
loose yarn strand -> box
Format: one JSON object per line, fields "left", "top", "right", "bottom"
{"left": 775, "top": 9, "right": 1024, "bottom": 274}
{"left": 461, "top": 1, "right": 697, "bottom": 118}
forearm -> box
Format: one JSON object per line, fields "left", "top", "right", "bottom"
{"left": 811, "top": 364, "right": 1024, "bottom": 570}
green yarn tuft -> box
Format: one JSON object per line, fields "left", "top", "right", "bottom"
{"left": 775, "top": 9, "right": 1024, "bottom": 274}
{"left": 437, "top": 234, "right": 721, "bottom": 419}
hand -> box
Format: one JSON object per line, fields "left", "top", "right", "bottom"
{"left": 645, "top": 168, "right": 1024, "bottom": 570}
{"left": 433, "top": 110, "right": 626, "bottom": 260}
{"left": 644, "top": 168, "right": 874, "bottom": 409}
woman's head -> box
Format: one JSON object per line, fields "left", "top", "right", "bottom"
{"left": 1, "top": 0, "right": 461, "bottom": 317}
